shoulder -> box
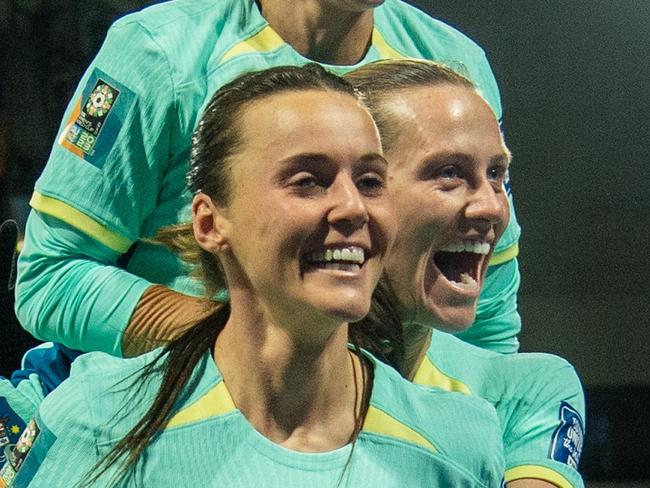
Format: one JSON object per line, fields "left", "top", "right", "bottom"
{"left": 109, "top": 0, "right": 256, "bottom": 57}
{"left": 372, "top": 351, "right": 500, "bottom": 428}
{"left": 500, "top": 352, "right": 584, "bottom": 399}
{"left": 376, "top": 0, "right": 488, "bottom": 57}
{"left": 38, "top": 349, "right": 165, "bottom": 433}
{"left": 367, "top": 356, "right": 503, "bottom": 485}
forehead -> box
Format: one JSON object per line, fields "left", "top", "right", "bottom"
{"left": 236, "top": 89, "right": 381, "bottom": 157}
{"left": 383, "top": 84, "right": 505, "bottom": 158}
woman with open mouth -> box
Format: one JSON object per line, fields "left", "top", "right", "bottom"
{"left": 2, "top": 64, "right": 505, "bottom": 488}
{"left": 347, "top": 60, "right": 586, "bottom": 488}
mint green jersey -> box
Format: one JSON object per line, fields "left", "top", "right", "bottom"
{"left": 7, "top": 350, "right": 504, "bottom": 487}
{"left": 413, "top": 330, "right": 586, "bottom": 488}
{"left": 16, "top": 0, "right": 520, "bottom": 356}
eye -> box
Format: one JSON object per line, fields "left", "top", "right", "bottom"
{"left": 356, "top": 172, "right": 386, "bottom": 196}
{"left": 287, "top": 172, "right": 325, "bottom": 195}
{"left": 294, "top": 174, "right": 318, "bottom": 188}
{"left": 437, "top": 165, "right": 461, "bottom": 180}
{"left": 487, "top": 165, "right": 508, "bottom": 184}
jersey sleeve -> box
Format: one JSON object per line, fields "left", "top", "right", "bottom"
{"left": 15, "top": 211, "right": 151, "bottom": 356}
{"left": 15, "top": 16, "right": 180, "bottom": 356}
{"left": 33, "top": 16, "right": 178, "bottom": 244}
{"left": 5, "top": 359, "right": 102, "bottom": 488}
{"left": 503, "top": 356, "right": 586, "bottom": 488}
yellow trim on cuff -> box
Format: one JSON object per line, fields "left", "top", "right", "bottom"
{"left": 412, "top": 356, "right": 472, "bottom": 395}
{"left": 166, "top": 381, "right": 236, "bottom": 430}
{"left": 220, "top": 25, "right": 285, "bottom": 64}
{"left": 489, "top": 242, "right": 519, "bottom": 266}
{"left": 372, "top": 28, "right": 407, "bottom": 59}
{"left": 30, "top": 192, "right": 132, "bottom": 254}
{"left": 505, "top": 465, "right": 574, "bottom": 488}
{"left": 362, "top": 405, "right": 437, "bottom": 453}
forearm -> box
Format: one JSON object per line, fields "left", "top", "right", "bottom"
{"left": 122, "top": 284, "right": 218, "bottom": 357}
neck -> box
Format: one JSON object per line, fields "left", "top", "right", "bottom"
{"left": 214, "top": 297, "right": 367, "bottom": 451}
{"left": 258, "top": 0, "right": 375, "bottom": 65}
{"left": 397, "top": 322, "right": 432, "bottom": 381}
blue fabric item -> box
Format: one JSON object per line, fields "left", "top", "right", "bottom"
{"left": 11, "top": 344, "right": 81, "bottom": 395}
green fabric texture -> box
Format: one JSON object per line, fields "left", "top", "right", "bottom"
{"left": 414, "top": 329, "right": 585, "bottom": 488}
{"left": 22, "top": 349, "right": 504, "bottom": 487}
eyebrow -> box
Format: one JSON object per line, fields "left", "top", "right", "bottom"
{"left": 491, "top": 152, "right": 512, "bottom": 166}
{"left": 277, "top": 152, "right": 388, "bottom": 168}
{"left": 424, "top": 151, "right": 511, "bottom": 166}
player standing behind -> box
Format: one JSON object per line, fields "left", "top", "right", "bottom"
{"left": 346, "top": 60, "right": 585, "bottom": 488}
{"left": 14, "top": 0, "right": 520, "bottom": 362}
{"left": 2, "top": 64, "right": 504, "bottom": 488}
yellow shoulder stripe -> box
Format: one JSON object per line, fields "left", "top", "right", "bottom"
{"left": 166, "top": 380, "right": 236, "bottom": 430}
{"left": 30, "top": 192, "right": 132, "bottom": 254}
{"left": 412, "top": 356, "right": 472, "bottom": 395}
{"left": 220, "top": 26, "right": 285, "bottom": 64}
{"left": 505, "top": 465, "right": 574, "bottom": 488}
{"left": 489, "top": 242, "right": 519, "bottom": 266}
{"left": 362, "top": 405, "right": 437, "bottom": 453}
{"left": 372, "top": 28, "right": 408, "bottom": 60}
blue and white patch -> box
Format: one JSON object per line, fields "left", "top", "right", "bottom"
{"left": 549, "top": 401, "right": 584, "bottom": 468}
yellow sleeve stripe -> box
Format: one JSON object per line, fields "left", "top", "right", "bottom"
{"left": 505, "top": 465, "right": 574, "bottom": 488}
{"left": 30, "top": 191, "right": 132, "bottom": 254}
{"left": 372, "top": 28, "right": 408, "bottom": 59}
{"left": 362, "top": 405, "right": 437, "bottom": 453}
{"left": 412, "top": 356, "right": 472, "bottom": 395}
{"left": 220, "top": 25, "right": 285, "bottom": 64}
{"left": 166, "top": 381, "right": 236, "bottom": 430}
{"left": 489, "top": 242, "right": 519, "bottom": 266}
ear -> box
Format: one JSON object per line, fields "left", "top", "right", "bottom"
{"left": 192, "top": 193, "right": 232, "bottom": 254}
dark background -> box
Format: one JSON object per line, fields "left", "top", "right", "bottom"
{"left": 1, "top": 0, "right": 648, "bottom": 483}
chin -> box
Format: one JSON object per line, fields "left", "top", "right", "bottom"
{"left": 418, "top": 303, "right": 477, "bottom": 333}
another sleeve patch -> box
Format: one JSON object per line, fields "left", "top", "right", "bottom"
{"left": 5, "top": 418, "right": 56, "bottom": 488}
{"left": 58, "top": 68, "right": 135, "bottom": 169}
{"left": 549, "top": 401, "right": 585, "bottom": 469}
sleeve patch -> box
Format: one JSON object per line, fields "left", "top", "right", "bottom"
{"left": 549, "top": 401, "right": 585, "bottom": 469}
{"left": 6, "top": 418, "right": 56, "bottom": 488}
{"left": 0, "top": 400, "right": 27, "bottom": 448}
{"left": 0, "top": 417, "right": 38, "bottom": 487}
{"left": 58, "top": 68, "right": 135, "bottom": 169}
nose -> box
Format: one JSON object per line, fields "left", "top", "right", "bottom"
{"left": 464, "top": 180, "right": 506, "bottom": 227}
{"left": 327, "top": 176, "right": 369, "bottom": 230}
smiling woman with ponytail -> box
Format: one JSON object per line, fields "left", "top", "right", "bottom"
{"left": 2, "top": 64, "right": 504, "bottom": 488}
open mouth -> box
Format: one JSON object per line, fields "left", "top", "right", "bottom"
{"left": 303, "top": 246, "right": 366, "bottom": 272}
{"left": 432, "top": 241, "right": 490, "bottom": 289}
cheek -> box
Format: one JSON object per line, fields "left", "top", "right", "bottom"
{"left": 367, "top": 200, "right": 398, "bottom": 251}
{"left": 395, "top": 192, "right": 452, "bottom": 243}
{"left": 496, "top": 194, "right": 510, "bottom": 237}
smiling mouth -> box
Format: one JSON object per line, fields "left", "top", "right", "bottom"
{"left": 304, "top": 246, "right": 366, "bottom": 272}
{"left": 433, "top": 241, "right": 490, "bottom": 289}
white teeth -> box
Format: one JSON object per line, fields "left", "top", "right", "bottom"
{"left": 307, "top": 247, "right": 365, "bottom": 265}
{"left": 440, "top": 241, "right": 490, "bottom": 255}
